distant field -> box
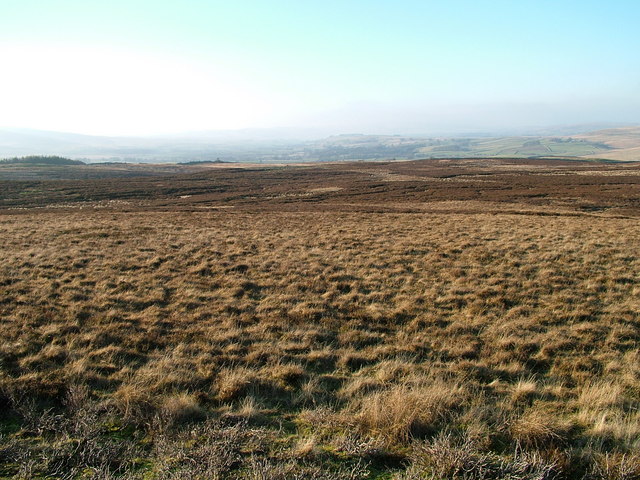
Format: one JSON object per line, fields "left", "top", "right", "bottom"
{"left": 1, "top": 158, "right": 639, "bottom": 479}
{"left": 417, "top": 137, "right": 612, "bottom": 158}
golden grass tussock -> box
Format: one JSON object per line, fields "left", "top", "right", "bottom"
{"left": 509, "top": 405, "right": 576, "bottom": 450}
{"left": 157, "top": 392, "right": 207, "bottom": 428}
{"left": 215, "top": 366, "right": 263, "bottom": 402}
{"left": 575, "top": 380, "right": 640, "bottom": 449}
{"left": 509, "top": 377, "right": 539, "bottom": 404}
{"left": 351, "top": 379, "right": 468, "bottom": 444}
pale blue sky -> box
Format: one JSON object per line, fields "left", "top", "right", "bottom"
{"left": 1, "top": 1, "right": 638, "bottom": 135}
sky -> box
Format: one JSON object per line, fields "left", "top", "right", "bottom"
{"left": 0, "top": 0, "right": 639, "bottom": 136}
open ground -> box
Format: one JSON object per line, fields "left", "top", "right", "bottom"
{"left": 0, "top": 158, "right": 639, "bottom": 479}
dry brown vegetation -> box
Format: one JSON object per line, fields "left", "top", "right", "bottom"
{"left": 0, "top": 158, "right": 639, "bottom": 479}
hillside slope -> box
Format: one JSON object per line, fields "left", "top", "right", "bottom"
{"left": 576, "top": 126, "right": 640, "bottom": 160}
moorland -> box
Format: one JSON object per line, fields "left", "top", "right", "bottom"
{"left": 0, "top": 157, "right": 639, "bottom": 479}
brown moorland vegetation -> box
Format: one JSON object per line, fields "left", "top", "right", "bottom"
{"left": 0, "top": 158, "right": 639, "bottom": 479}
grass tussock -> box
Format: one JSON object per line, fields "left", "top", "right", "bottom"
{"left": 352, "top": 379, "right": 467, "bottom": 444}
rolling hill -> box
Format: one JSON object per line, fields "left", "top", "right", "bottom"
{"left": 576, "top": 126, "right": 640, "bottom": 160}
{"left": 1, "top": 126, "right": 639, "bottom": 163}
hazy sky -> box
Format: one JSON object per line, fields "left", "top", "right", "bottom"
{"left": 1, "top": 1, "right": 639, "bottom": 136}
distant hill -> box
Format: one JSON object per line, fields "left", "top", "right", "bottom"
{"left": 575, "top": 127, "right": 640, "bottom": 161}
{"left": 0, "top": 155, "right": 85, "bottom": 166}
{"left": 0, "top": 126, "right": 638, "bottom": 163}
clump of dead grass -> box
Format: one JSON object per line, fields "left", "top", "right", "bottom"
{"left": 350, "top": 378, "right": 468, "bottom": 444}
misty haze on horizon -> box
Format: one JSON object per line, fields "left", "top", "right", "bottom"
{"left": 2, "top": 99, "right": 639, "bottom": 141}
{"left": 1, "top": 1, "right": 639, "bottom": 140}
{"left": 3, "top": 121, "right": 639, "bottom": 164}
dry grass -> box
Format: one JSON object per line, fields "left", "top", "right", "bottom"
{"left": 351, "top": 379, "right": 467, "bottom": 444}
{"left": 0, "top": 159, "right": 639, "bottom": 478}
